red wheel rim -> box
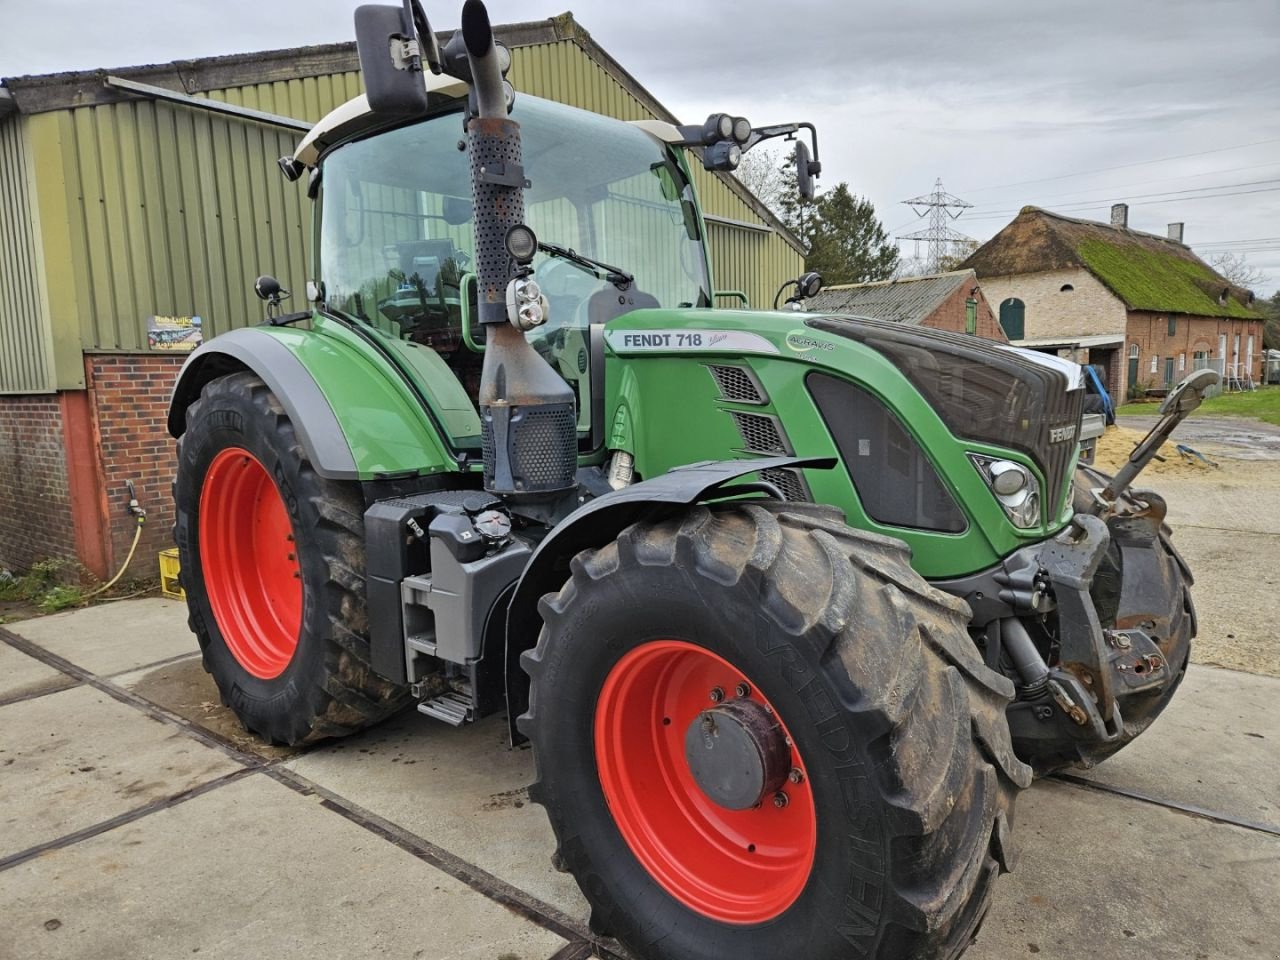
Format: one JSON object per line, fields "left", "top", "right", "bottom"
{"left": 198, "top": 447, "right": 302, "bottom": 679}
{"left": 594, "top": 640, "right": 817, "bottom": 923}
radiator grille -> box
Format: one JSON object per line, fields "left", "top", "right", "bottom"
{"left": 708, "top": 365, "right": 766, "bottom": 404}
{"left": 730, "top": 411, "right": 791, "bottom": 455}
{"left": 761, "top": 467, "right": 811, "bottom": 502}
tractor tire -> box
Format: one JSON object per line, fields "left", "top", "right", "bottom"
{"left": 174, "top": 371, "right": 409, "bottom": 745}
{"left": 520, "top": 501, "right": 1032, "bottom": 960}
{"left": 1052, "top": 464, "right": 1196, "bottom": 771}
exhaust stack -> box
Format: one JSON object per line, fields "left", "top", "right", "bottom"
{"left": 462, "top": 0, "right": 577, "bottom": 499}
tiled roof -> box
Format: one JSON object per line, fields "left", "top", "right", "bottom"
{"left": 805, "top": 269, "right": 975, "bottom": 324}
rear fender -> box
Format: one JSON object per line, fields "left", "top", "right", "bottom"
{"left": 168, "top": 327, "right": 456, "bottom": 481}
{"left": 503, "top": 455, "right": 835, "bottom": 742}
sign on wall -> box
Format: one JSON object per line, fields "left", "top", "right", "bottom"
{"left": 147, "top": 315, "right": 203, "bottom": 352}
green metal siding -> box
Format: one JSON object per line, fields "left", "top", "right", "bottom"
{"left": 10, "top": 39, "right": 800, "bottom": 373}
{"left": 0, "top": 117, "right": 56, "bottom": 393}
{"left": 27, "top": 74, "right": 363, "bottom": 360}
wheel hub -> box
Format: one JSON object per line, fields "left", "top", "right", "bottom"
{"left": 684, "top": 698, "right": 790, "bottom": 810}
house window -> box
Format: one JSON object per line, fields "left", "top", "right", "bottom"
{"left": 1129, "top": 343, "right": 1139, "bottom": 358}
{"left": 1168, "top": 315, "right": 1177, "bottom": 335}
{"left": 1179, "top": 353, "right": 1186, "bottom": 371}
{"left": 999, "top": 298, "right": 1025, "bottom": 340}
{"left": 1060, "top": 283, "right": 1074, "bottom": 292}
{"left": 1150, "top": 355, "right": 1159, "bottom": 374}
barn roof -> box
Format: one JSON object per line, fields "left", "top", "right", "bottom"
{"left": 962, "top": 206, "right": 1261, "bottom": 319}
{"left": 805, "top": 269, "right": 977, "bottom": 325}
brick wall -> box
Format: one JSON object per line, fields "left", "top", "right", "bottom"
{"left": 981, "top": 268, "right": 1128, "bottom": 340}
{"left": 0, "top": 395, "right": 76, "bottom": 571}
{"left": 87, "top": 355, "right": 185, "bottom": 571}
{"left": 1123, "top": 313, "right": 1265, "bottom": 396}
{"left": 921, "top": 282, "right": 1008, "bottom": 342}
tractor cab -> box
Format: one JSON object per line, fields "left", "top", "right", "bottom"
{"left": 299, "top": 88, "right": 712, "bottom": 440}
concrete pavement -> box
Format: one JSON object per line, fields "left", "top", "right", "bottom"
{"left": 2, "top": 600, "right": 1277, "bottom": 960}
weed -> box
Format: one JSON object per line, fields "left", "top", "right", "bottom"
{"left": 38, "top": 585, "right": 87, "bottom": 613}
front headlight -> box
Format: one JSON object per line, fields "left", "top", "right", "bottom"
{"left": 970, "top": 455, "right": 1040, "bottom": 528}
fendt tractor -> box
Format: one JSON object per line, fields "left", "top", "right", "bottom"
{"left": 166, "top": 3, "right": 1215, "bottom": 957}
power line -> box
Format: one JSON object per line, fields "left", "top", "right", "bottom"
{"left": 964, "top": 161, "right": 1280, "bottom": 210}
{"left": 1194, "top": 236, "right": 1280, "bottom": 247}
{"left": 960, "top": 137, "right": 1280, "bottom": 194}
{"left": 966, "top": 177, "right": 1280, "bottom": 213}
{"left": 959, "top": 185, "right": 1280, "bottom": 223}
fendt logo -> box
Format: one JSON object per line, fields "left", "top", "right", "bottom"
{"left": 1049, "top": 424, "right": 1078, "bottom": 443}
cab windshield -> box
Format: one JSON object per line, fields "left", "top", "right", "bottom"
{"left": 318, "top": 95, "right": 710, "bottom": 418}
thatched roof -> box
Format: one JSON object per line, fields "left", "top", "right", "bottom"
{"left": 962, "top": 206, "right": 1261, "bottom": 319}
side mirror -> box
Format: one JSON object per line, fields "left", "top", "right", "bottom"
{"left": 797, "top": 271, "right": 823, "bottom": 298}
{"left": 795, "top": 141, "right": 816, "bottom": 201}
{"left": 254, "top": 275, "right": 287, "bottom": 303}
{"left": 354, "top": 3, "right": 431, "bottom": 117}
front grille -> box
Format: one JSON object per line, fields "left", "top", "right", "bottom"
{"left": 1043, "top": 388, "right": 1084, "bottom": 513}
{"left": 708, "top": 364, "right": 766, "bottom": 404}
{"left": 761, "top": 467, "right": 811, "bottom": 502}
{"left": 730, "top": 411, "right": 791, "bottom": 455}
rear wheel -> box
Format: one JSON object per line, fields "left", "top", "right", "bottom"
{"left": 521, "top": 502, "right": 1031, "bottom": 960}
{"left": 174, "top": 371, "right": 409, "bottom": 745}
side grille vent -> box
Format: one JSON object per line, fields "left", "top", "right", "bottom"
{"left": 761, "top": 467, "right": 811, "bottom": 502}
{"left": 730, "top": 411, "right": 791, "bottom": 455}
{"left": 708, "top": 365, "right": 766, "bottom": 404}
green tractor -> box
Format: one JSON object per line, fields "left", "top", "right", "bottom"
{"left": 167, "top": 2, "right": 1214, "bottom": 957}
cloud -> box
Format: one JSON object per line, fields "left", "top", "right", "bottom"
{"left": 3, "top": 0, "right": 1278, "bottom": 293}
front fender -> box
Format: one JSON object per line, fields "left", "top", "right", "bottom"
{"left": 503, "top": 455, "right": 835, "bottom": 742}
{"left": 168, "top": 325, "right": 456, "bottom": 481}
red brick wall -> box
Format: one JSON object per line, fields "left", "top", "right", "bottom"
{"left": 0, "top": 395, "right": 76, "bottom": 572}
{"left": 86, "top": 355, "right": 185, "bottom": 572}
{"left": 1123, "top": 313, "right": 1265, "bottom": 395}
{"left": 921, "top": 283, "right": 1008, "bottom": 342}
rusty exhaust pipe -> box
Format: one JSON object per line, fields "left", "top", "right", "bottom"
{"left": 463, "top": 0, "right": 577, "bottom": 500}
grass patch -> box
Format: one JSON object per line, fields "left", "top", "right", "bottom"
{"left": 1118, "top": 386, "right": 1280, "bottom": 425}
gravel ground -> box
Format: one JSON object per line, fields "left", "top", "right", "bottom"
{"left": 1094, "top": 417, "right": 1280, "bottom": 677}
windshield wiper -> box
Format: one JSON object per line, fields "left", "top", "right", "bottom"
{"left": 538, "top": 241, "right": 634, "bottom": 289}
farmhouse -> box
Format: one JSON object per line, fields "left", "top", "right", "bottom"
{"left": 0, "top": 15, "right": 801, "bottom": 578}
{"left": 964, "top": 205, "right": 1265, "bottom": 401}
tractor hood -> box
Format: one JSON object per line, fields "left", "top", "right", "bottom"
{"left": 602, "top": 307, "right": 1086, "bottom": 578}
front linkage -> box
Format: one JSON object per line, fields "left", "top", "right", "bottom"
{"left": 942, "top": 369, "right": 1217, "bottom": 771}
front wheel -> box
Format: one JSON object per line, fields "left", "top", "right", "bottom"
{"left": 521, "top": 502, "right": 1031, "bottom": 960}
{"left": 174, "top": 371, "right": 408, "bottom": 745}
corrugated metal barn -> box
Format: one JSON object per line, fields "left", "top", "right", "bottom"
{"left": 0, "top": 13, "right": 804, "bottom": 577}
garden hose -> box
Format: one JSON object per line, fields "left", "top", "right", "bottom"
{"left": 82, "top": 512, "right": 145, "bottom": 600}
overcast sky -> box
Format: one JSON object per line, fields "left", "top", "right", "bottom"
{"left": 3, "top": 0, "right": 1278, "bottom": 295}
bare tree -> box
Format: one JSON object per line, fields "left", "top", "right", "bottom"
{"left": 1207, "top": 251, "right": 1266, "bottom": 288}
{"left": 732, "top": 146, "right": 787, "bottom": 217}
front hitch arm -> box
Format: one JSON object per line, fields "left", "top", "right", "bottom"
{"left": 1093, "top": 368, "right": 1220, "bottom": 511}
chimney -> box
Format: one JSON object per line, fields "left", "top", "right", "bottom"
{"left": 1110, "top": 203, "right": 1129, "bottom": 228}
{"left": 1167, "top": 222, "right": 1185, "bottom": 243}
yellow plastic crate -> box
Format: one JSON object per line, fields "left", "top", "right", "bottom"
{"left": 159, "top": 548, "right": 185, "bottom": 600}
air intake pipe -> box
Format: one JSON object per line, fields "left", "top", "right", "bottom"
{"left": 463, "top": 0, "right": 577, "bottom": 499}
